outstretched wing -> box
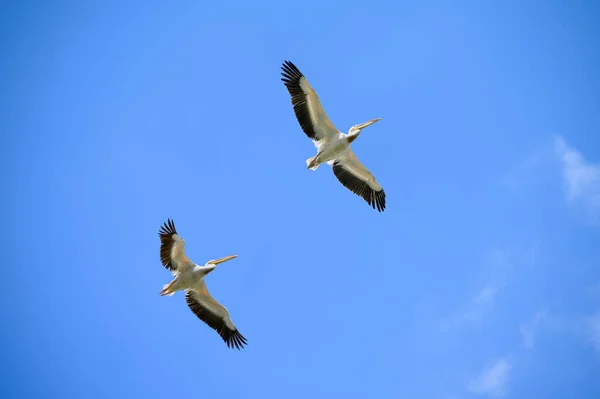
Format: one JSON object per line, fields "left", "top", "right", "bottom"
{"left": 158, "top": 219, "right": 194, "bottom": 275}
{"left": 281, "top": 60, "right": 340, "bottom": 144}
{"left": 185, "top": 281, "right": 247, "bottom": 350}
{"left": 332, "top": 149, "right": 386, "bottom": 212}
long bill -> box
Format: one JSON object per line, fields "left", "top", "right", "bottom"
{"left": 355, "top": 117, "right": 381, "bottom": 130}
{"left": 209, "top": 255, "right": 238, "bottom": 265}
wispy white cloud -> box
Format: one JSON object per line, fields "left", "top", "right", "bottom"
{"left": 528, "top": 243, "right": 540, "bottom": 268}
{"left": 441, "top": 250, "right": 514, "bottom": 330}
{"left": 520, "top": 309, "right": 548, "bottom": 349}
{"left": 586, "top": 282, "right": 600, "bottom": 297}
{"left": 586, "top": 310, "right": 600, "bottom": 353}
{"left": 543, "top": 306, "right": 600, "bottom": 355}
{"left": 529, "top": 309, "right": 600, "bottom": 350}
{"left": 555, "top": 136, "right": 600, "bottom": 223}
{"left": 456, "top": 285, "right": 498, "bottom": 324}
{"left": 520, "top": 326, "right": 534, "bottom": 350}
{"left": 462, "top": 250, "right": 514, "bottom": 321}
{"left": 468, "top": 358, "right": 512, "bottom": 397}
{"left": 475, "top": 285, "right": 497, "bottom": 304}
{"left": 483, "top": 249, "right": 514, "bottom": 286}
{"left": 502, "top": 141, "right": 555, "bottom": 190}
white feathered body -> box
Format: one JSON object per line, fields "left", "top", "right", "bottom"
{"left": 307, "top": 133, "right": 355, "bottom": 170}
{"left": 162, "top": 264, "right": 214, "bottom": 296}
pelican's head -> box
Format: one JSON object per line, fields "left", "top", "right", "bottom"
{"left": 205, "top": 254, "right": 238, "bottom": 273}
{"left": 347, "top": 118, "right": 381, "bottom": 143}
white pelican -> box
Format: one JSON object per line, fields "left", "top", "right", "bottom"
{"left": 158, "top": 219, "right": 247, "bottom": 350}
{"left": 281, "top": 60, "right": 386, "bottom": 212}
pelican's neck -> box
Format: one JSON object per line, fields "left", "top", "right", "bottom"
{"left": 197, "top": 263, "right": 216, "bottom": 277}
{"left": 347, "top": 131, "right": 360, "bottom": 144}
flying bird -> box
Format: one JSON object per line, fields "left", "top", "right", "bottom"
{"left": 281, "top": 60, "right": 386, "bottom": 212}
{"left": 158, "top": 219, "right": 247, "bottom": 350}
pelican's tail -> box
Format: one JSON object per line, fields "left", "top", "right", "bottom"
{"left": 306, "top": 156, "right": 320, "bottom": 171}
{"left": 159, "top": 283, "right": 175, "bottom": 297}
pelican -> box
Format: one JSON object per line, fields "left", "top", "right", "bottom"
{"left": 281, "top": 60, "right": 386, "bottom": 212}
{"left": 158, "top": 219, "right": 247, "bottom": 350}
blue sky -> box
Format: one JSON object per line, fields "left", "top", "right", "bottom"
{"left": 2, "top": 1, "right": 600, "bottom": 398}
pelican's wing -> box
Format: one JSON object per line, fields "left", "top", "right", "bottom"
{"left": 185, "top": 281, "right": 247, "bottom": 350}
{"left": 158, "top": 219, "right": 194, "bottom": 275}
{"left": 281, "top": 60, "right": 340, "bottom": 144}
{"left": 332, "top": 149, "right": 386, "bottom": 212}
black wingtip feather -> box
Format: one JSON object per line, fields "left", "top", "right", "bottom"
{"left": 332, "top": 162, "right": 386, "bottom": 212}
{"left": 158, "top": 219, "right": 180, "bottom": 271}
{"left": 222, "top": 329, "right": 247, "bottom": 350}
{"left": 280, "top": 60, "right": 320, "bottom": 141}
{"left": 158, "top": 218, "right": 177, "bottom": 238}
{"left": 185, "top": 291, "right": 248, "bottom": 350}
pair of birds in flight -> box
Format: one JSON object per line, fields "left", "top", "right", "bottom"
{"left": 157, "top": 61, "right": 387, "bottom": 349}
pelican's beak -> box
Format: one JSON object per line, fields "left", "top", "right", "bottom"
{"left": 355, "top": 118, "right": 381, "bottom": 130}
{"left": 211, "top": 255, "right": 238, "bottom": 265}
